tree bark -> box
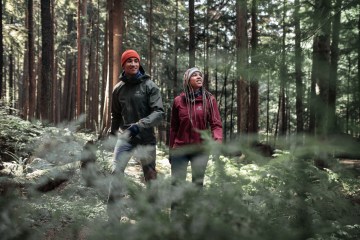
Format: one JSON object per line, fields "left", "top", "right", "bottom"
{"left": 173, "top": 0, "right": 179, "bottom": 97}
{"left": 28, "top": 0, "right": 36, "bottom": 120}
{"left": 248, "top": 0, "right": 259, "bottom": 135}
{"left": 315, "top": 0, "right": 331, "bottom": 136}
{"left": 0, "top": 0, "right": 2, "bottom": 99}
{"left": 279, "top": 0, "right": 287, "bottom": 136}
{"left": 189, "top": 0, "right": 195, "bottom": 67}
{"left": 113, "top": 0, "right": 124, "bottom": 87}
{"left": 236, "top": 0, "right": 248, "bottom": 135}
{"left": 100, "top": 1, "right": 109, "bottom": 135}
{"left": 62, "top": 8, "right": 76, "bottom": 122}
{"left": 358, "top": 5, "right": 360, "bottom": 135}
{"left": 328, "top": 0, "right": 342, "bottom": 134}
{"left": 147, "top": 0, "right": 153, "bottom": 76}
{"left": 294, "top": 0, "right": 303, "bottom": 133}
{"left": 76, "top": 0, "right": 87, "bottom": 119}
{"left": 40, "top": 0, "right": 54, "bottom": 122}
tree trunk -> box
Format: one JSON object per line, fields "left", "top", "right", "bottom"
{"left": 100, "top": 2, "right": 109, "bottom": 135}
{"left": 107, "top": 0, "right": 124, "bottom": 132}
{"left": 113, "top": 0, "right": 124, "bottom": 87}
{"left": 22, "top": 18, "right": 29, "bottom": 120}
{"left": 76, "top": 0, "right": 87, "bottom": 119}
{"left": 147, "top": 0, "right": 153, "bottom": 76}
{"left": 279, "top": 0, "right": 287, "bottom": 136}
{"left": 0, "top": 0, "right": 2, "bottom": 99}
{"left": 8, "top": 49, "right": 14, "bottom": 115}
{"left": 101, "top": 0, "right": 117, "bottom": 135}
{"left": 248, "top": 0, "right": 259, "bottom": 135}
{"left": 86, "top": 7, "right": 95, "bottom": 130}
{"left": 230, "top": 73, "right": 235, "bottom": 141}
{"left": 266, "top": 71, "right": 270, "bottom": 142}
{"left": 52, "top": 1, "right": 59, "bottom": 124}
{"left": 189, "top": 0, "right": 195, "bottom": 67}
{"left": 107, "top": 0, "right": 114, "bottom": 131}
{"left": 358, "top": 6, "right": 360, "bottom": 136}
{"left": 173, "top": 0, "right": 179, "bottom": 97}
{"left": 223, "top": 67, "right": 228, "bottom": 141}
{"left": 28, "top": 0, "right": 35, "bottom": 120}
{"left": 62, "top": 8, "right": 76, "bottom": 122}
{"left": 91, "top": 0, "right": 101, "bottom": 130}
{"left": 40, "top": 0, "right": 54, "bottom": 122}
{"left": 215, "top": 25, "right": 219, "bottom": 99}
{"left": 294, "top": 0, "right": 303, "bottom": 133}
{"left": 315, "top": 0, "right": 331, "bottom": 136}
{"left": 236, "top": 0, "right": 248, "bottom": 135}
{"left": 203, "top": 0, "right": 211, "bottom": 90}
{"left": 328, "top": 0, "right": 342, "bottom": 134}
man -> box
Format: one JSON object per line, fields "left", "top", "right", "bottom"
{"left": 109, "top": 49, "right": 164, "bottom": 199}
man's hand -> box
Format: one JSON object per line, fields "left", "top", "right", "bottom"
{"left": 126, "top": 124, "right": 140, "bottom": 138}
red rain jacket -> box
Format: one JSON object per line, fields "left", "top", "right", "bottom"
{"left": 169, "top": 92, "right": 223, "bottom": 149}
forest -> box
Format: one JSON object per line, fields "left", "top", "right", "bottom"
{"left": 0, "top": 0, "right": 360, "bottom": 239}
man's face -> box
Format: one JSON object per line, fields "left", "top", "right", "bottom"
{"left": 123, "top": 57, "right": 140, "bottom": 76}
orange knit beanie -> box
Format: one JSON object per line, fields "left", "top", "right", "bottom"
{"left": 121, "top": 50, "right": 140, "bottom": 66}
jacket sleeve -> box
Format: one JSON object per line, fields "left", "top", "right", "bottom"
{"left": 169, "top": 99, "right": 179, "bottom": 149}
{"left": 137, "top": 81, "right": 164, "bottom": 129}
{"left": 208, "top": 96, "right": 223, "bottom": 143}
{"left": 110, "top": 84, "right": 124, "bottom": 135}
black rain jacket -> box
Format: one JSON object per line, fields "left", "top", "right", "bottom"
{"left": 111, "top": 66, "right": 164, "bottom": 145}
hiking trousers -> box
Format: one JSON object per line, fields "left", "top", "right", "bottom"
{"left": 112, "top": 139, "right": 157, "bottom": 182}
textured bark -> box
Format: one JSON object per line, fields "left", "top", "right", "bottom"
{"left": 76, "top": 0, "right": 87, "bottom": 118}
{"left": 173, "top": 0, "right": 179, "bottom": 97}
{"left": 40, "top": 0, "right": 54, "bottom": 121}
{"left": 203, "top": 0, "right": 211, "bottom": 90}
{"left": 279, "top": 0, "right": 287, "bottom": 136}
{"left": 62, "top": 9, "right": 76, "bottom": 122}
{"left": 328, "top": 0, "right": 342, "bottom": 134}
{"left": 52, "top": 2, "right": 59, "bottom": 124}
{"left": 248, "top": 0, "right": 259, "bottom": 134}
{"left": 113, "top": 0, "right": 124, "bottom": 87}
{"left": 0, "top": 0, "right": 2, "bottom": 99}
{"left": 358, "top": 6, "right": 360, "bottom": 132}
{"left": 189, "top": 0, "right": 195, "bottom": 67}
{"left": 100, "top": 2, "right": 109, "bottom": 135}
{"left": 147, "top": 0, "right": 153, "bottom": 76}
{"left": 9, "top": 48, "right": 14, "bottom": 114}
{"left": 90, "top": 1, "right": 101, "bottom": 130}
{"left": 314, "top": 0, "right": 331, "bottom": 136}
{"left": 236, "top": 0, "right": 248, "bottom": 135}
{"left": 294, "top": 0, "right": 304, "bottom": 133}
{"left": 28, "top": 0, "right": 36, "bottom": 120}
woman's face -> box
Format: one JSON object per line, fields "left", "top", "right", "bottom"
{"left": 189, "top": 71, "right": 203, "bottom": 90}
{"left": 123, "top": 57, "right": 140, "bottom": 77}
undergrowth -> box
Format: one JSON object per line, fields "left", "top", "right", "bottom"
{"left": 0, "top": 108, "right": 359, "bottom": 240}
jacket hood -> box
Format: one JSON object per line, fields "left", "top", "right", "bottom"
{"left": 120, "top": 65, "right": 148, "bottom": 84}
{"left": 180, "top": 90, "right": 209, "bottom": 102}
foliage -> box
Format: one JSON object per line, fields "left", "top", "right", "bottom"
{"left": 1, "top": 110, "right": 360, "bottom": 239}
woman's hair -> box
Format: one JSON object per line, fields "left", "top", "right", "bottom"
{"left": 182, "top": 67, "right": 220, "bottom": 129}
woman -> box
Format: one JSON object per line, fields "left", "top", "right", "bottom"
{"left": 169, "top": 67, "right": 223, "bottom": 188}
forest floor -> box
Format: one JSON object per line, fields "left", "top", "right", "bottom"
{"left": 1, "top": 106, "right": 360, "bottom": 239}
